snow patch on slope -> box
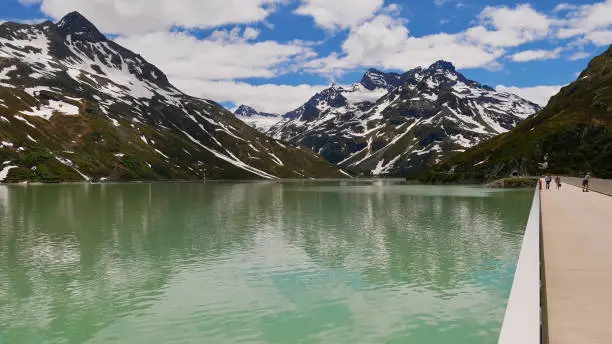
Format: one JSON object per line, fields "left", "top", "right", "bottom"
{"left": 0, "top": 166, "right": 17, "bottom": 181}
{"left": 22, "top": 100, "right": 80, "bottom": 120}
{"left": 343, "top": 84, "right": 388, "bottom": 105}
{"left": 236, "top": 115, "right": 281, "bottom": 132}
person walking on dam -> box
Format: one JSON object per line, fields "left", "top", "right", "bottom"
{"left": 545, "top": 175, "right": 552, "bottom": 190}
{"left": 555, "top": 176, "right": 561, "bottom": 190}
{"left": 582, "top": 173, "right": 590, "bottom": 192}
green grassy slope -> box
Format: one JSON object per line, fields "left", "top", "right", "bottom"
{"left": 0, "top": 87, "right": 343, "bottom": 183}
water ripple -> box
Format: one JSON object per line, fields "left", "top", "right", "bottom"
{"left": 0, "top": 182, "right": 532, "bottom": 344}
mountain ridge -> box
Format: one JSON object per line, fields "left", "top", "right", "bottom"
{"left": 268, "top": 60, "right": 541, "bottom": 176}
{"left": 413, "top": 45, "right": 612, "bottom": 181}
{"left": 0, "top": 12, "right": 344, "bottom": 182}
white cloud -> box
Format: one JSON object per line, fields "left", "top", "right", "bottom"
{"left": 433, "top": 0, "right": 461, "bottom": 6}
{"left": 584, "top": 30, "right": 612, "bottom": 46}
{"left": 380, "top": 3, "right": 402, "bottom": 16}
{"left": 304, "top": 4, "right": 563, "bottom": 76}
{"left": 21, "top": 0, "right": 286, "bottom": 35}
{"left": 510, "top": 48, "right": 563, "bottom": 62}
{"left": 0, "top": 17, "right": 48, "bottom": 25}
{"left": 496, "top": 85, "right": 565, "bottom": 106}
{"left": 553, "top": 3, "right": 578, "bottom": 13}
{"left": 295, "top": 0, "right": 384, "bottom": 30}
{"left": 304, "top": 14, "right": 503, "bottom": 76}
{"left": 480, "top": 4, "right": 551, "bottom": 33}
{"left": 464, "top": 26, "right": 538, "bottom": 48}
{"left": 433, "top": 0, "right": 449, "bottom": 6}
{"left": 557, "top": 0, "right": 612, "bottom": 45}
{"left": 568, "top": 51, "right": 592, "bottom": 60}
{"left": 465, "top": 4, "right": 555, "bottom": 48}
{"left": 208, "top": 27, "right": 261, "bottom": 44}
{"left": 177, "top": 80, "right": 326, "bottom": 114}
{"left": 116, "top": 30, "right": 316, "bottom": 81}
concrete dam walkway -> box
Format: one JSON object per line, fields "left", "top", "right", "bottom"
{"left": 541, "top": 180, "right": 612, "bottom": 344}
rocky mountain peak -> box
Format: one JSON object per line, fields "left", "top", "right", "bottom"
{"left": 316, "top": 87, "right": 347, "bottom": 105}
{"left": 427, "top": 60, "right": 456, "bottom": 73}
{"left": 234, "top": 105, "right": 279, "bottom": 118}
{"left": 362, "top": 68, "right": 387, "bottom": 78}
{"left": 419, "top": 60, "right": 496, "bottom": 91}
{"left": 56, "top": 11, "right": 106, "bottom": 41}
{"left": 360, "top": 68, "right": 404, "bottom": 91}
{"left": 234, "top": 105, "right": 258, "bottom": 117}
{"left": 237, "top": 105, "right": 280, "bottom": 118}
{"left": 282, "top": 86, "right": 348, "bottom": 121}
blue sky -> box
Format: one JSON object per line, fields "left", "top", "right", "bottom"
{"left": 2, "top": 0, "right": 612, "bottom": 113}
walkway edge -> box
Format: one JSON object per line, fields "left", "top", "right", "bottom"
{"left": 498, "top": 187, "right": 541, "bottom": 344}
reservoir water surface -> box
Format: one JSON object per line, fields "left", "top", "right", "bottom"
{"left": 0, "top": 181, "right": 533, "bottom": 344}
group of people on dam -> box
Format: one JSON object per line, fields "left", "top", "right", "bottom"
{"left": 542, "top": 173, "right": 591, "bottom": 192}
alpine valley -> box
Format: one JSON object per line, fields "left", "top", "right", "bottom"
{"left": 267, "top": 61, "right": 541, "bottom": 177}
{"left": 0, "top": 12, "right": 344, "bottom": 183}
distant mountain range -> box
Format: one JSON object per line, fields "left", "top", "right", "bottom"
{"left": 413, "top": 45, "right": 612, "bottom": 182}
{"left": 261, "top": 61, "right": 540, "bottom": 176}
{"left": 0, "top": 12, "right": 343, "bottom": 182}
{"left": 233, "top": 105, "right": 281, "bottom": 132}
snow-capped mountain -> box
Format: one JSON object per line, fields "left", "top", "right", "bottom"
{"left": 0, "top": 12, "right": 342, "bottom": 182}
{"left": 418, "top": 44, "right": 612, "bottom": 182}
{"left": 269, "top": 61, "right": 541, "bottom": 177}
{"left": 360, "top": 68, "right": 405, "bottom": 91}
{"left": 233, "top": 105, "right": 281, "bottom": 132}
{"left": 281, "top": 82, "right": 389, "bottom": 121}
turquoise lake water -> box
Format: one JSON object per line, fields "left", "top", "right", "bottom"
{"left": 0, "top": 181, "right": 533, "bottom": 343}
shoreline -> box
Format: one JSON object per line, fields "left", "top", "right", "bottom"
{"left": 0, "top": 177, "right": 413, "bottom": 186}
{"left": 0, "top": 177, "right": 539, "bottom": 188}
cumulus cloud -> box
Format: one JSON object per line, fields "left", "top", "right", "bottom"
{"left": 464, "top": 26, "right": 539, "bottom": 48}
{"left": 553, "top": 3, "right": 578, "bottom": 13}
{"left": 584, "top": 30, "right": 612, "bottom": 45}
{"left": 20, "top": 0, "right": 286, "bottom": 35}
{"left": 557, "top": 0, "right": 612, "bottom": 45}
{"left": 295, "top": 0, "right": 384, "bottom": 30}
{"left": 496, "top": 85, "right": 565, "bottom": 107}
{"left": 568, "top": 51, "right": 592, "bottom": 60}
{"left": 465, "top": 4, "right": 555, "bottom": 48}
{"left": 208, "top": 27, "right": 261, "bottom": 44}
{"left": 177, "top": 80, "right": 326, "bottom": 114}
{"left": 510, "top": 48, "right": 563, "bottom": 62}
{"left": 116, "top": 30, "right": 316, "bottom": 81}
{"left": 480, "top": 4, "right": 552, "bottom": 33}
{"left": 303, "top": 4, "right": 564, "bottom": 76}
{"left": 304, "top": 14, "right": 504, "bottom": 76}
